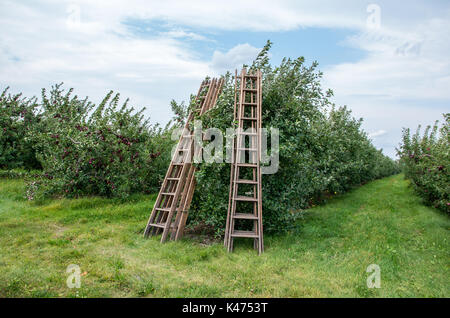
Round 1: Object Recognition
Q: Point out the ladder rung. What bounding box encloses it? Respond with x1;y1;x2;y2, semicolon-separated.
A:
231;230;259;238
167;178;180;181
243;88;257;92
236;130;258;136
240;117;257;121
237;148;257;152
236;163;258;167
235;179;258;185
235;196;258;202
148;223;165;229
155;208;171;212
161;192;175;196
148;222;177;229
238;133;258;136
172;163;184;166
242;102;257;106
233;213;258;220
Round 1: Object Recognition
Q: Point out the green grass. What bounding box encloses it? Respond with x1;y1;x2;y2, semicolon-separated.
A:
0;174;448;298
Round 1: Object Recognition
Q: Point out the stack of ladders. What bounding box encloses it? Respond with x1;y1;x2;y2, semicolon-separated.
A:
143;78;224;242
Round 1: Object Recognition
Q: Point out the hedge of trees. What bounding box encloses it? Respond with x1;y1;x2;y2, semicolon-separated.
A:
0;89;41;170
1;84;174;200
1;42;400;233
397;114;449;213
186;42;400;235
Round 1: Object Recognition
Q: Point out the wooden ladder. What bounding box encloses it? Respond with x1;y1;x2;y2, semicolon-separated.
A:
224;69;264;254
170;77;224;241
143;78;224;243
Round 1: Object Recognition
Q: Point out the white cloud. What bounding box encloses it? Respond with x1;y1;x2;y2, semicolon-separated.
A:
162;30;210;42
0;0;214;124
325;18;450;100
322;8;450;157
56;0;368;32
211;44;261;73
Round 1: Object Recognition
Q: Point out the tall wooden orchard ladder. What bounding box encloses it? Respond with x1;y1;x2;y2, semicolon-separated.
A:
224;69;264;254
143;78;224;243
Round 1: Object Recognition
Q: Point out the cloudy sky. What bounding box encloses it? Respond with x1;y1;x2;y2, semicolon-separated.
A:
1;0;449;158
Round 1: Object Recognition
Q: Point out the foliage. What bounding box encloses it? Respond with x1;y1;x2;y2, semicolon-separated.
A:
397;114;449;213
0;88;41;170
190;41;400;235
0;168;39;179
26;84;174;199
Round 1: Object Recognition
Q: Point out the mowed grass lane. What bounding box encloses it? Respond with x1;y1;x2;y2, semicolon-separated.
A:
0;174;448;297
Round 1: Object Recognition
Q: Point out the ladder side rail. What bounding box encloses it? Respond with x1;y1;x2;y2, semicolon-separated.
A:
227;71;243;250
227;69;246;251
257;70;264;253
247;74;258;251
174;169;196;240
250;75;258;251
224;72;238;246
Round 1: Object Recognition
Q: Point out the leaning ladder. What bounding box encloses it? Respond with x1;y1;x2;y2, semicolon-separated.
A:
224;69;264;254
170;77;224;241
143;78;223;243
